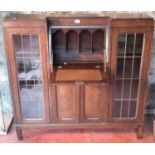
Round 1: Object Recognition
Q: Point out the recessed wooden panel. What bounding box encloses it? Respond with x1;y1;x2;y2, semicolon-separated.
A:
53;30;66;53
79;30;91;53
92;29;105;53
56;85;79;122
66;30;78;53
83;85;108;122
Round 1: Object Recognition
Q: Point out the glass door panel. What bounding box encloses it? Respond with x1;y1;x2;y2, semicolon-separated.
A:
113;33;144;119
13;34;45;120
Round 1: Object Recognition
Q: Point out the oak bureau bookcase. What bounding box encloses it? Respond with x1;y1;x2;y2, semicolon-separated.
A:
3;13;154;140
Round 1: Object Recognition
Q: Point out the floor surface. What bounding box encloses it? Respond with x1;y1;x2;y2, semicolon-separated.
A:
0;116;154;143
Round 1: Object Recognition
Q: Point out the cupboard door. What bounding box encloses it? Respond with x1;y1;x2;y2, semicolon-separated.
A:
111;29;153;123
14;34;45;120
81;85;108;123
4;28;49;124
113;33;143;121
50;85;79;123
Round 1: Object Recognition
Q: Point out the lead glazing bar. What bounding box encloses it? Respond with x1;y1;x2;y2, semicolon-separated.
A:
120;34;128;118
128;33;137;118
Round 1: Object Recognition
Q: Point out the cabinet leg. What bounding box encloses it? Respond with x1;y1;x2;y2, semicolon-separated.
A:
137;126;144;139
15;127;23;140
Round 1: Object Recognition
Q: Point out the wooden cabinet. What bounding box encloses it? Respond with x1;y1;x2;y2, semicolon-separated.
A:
3;13;154;140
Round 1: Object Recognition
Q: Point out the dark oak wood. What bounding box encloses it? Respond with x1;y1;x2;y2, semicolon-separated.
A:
14;123;144;129
111;19;154;28
15;127;23;140
49;83;109;124
137;126;144;139
3;13;154;140
48;17;110;26
50;84;79;123
81;85;109;123
3;20;47;28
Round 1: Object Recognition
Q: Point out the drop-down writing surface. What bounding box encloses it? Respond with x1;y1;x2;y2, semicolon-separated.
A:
49;68;110;84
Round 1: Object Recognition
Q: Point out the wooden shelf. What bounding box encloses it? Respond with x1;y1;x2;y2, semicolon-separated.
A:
52;28;105;64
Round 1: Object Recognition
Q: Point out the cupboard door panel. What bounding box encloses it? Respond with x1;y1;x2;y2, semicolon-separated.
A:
82;85;108;123
51;85;79;123
57;85;78;120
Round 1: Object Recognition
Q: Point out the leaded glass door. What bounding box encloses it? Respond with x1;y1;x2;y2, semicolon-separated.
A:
4;28;50;124
111;28;153;122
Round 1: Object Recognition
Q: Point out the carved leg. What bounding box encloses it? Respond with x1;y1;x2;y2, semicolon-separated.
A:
15;127;23;140
137;126;144;139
